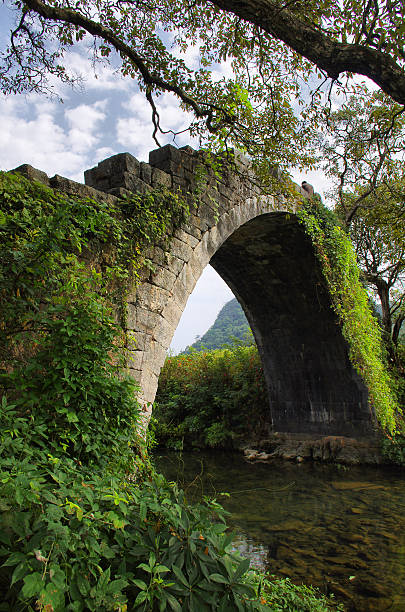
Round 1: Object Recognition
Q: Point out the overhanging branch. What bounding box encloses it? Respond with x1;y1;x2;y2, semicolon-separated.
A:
210;0;405;105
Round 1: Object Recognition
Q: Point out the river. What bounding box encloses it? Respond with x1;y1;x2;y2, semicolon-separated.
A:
154;450;405;612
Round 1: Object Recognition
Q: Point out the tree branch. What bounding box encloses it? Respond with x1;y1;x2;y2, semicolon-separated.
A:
210;0;405;105
22;0;235;132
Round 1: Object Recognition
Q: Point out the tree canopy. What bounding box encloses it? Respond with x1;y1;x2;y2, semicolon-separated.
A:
323;90;405;357
1;0;404;174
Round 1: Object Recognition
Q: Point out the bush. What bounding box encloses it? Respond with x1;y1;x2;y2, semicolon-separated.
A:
297;199;400;433
154;344;269;449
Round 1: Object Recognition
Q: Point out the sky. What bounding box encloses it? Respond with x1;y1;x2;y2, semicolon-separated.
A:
0;3;333;353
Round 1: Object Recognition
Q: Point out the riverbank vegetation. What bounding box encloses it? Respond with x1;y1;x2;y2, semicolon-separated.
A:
0;172;342;610
154;342;267;451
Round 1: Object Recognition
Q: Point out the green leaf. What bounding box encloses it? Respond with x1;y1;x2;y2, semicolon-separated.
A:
2;552;26;567
132;579;148;590
209;573;229;584
135;590;148;605
21;572;44;598
233;558;250;582
172;565;189;588
11;562;29;586
166;593;182;612
154;564;170;574
106;577;128;594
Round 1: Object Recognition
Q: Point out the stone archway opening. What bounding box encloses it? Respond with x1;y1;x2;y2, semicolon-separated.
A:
210;212;372;437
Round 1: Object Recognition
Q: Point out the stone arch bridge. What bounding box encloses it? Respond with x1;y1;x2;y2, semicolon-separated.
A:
15;145;374;437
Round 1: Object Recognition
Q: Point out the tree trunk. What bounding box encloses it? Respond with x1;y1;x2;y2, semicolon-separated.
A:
392;314;404;347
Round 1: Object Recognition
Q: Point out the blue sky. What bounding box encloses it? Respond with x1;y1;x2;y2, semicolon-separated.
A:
0;2;331;352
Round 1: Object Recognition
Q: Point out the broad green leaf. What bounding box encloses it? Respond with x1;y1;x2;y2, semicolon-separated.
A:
21;572;44;598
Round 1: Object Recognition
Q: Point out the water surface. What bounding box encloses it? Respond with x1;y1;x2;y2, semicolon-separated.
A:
154;450;405;612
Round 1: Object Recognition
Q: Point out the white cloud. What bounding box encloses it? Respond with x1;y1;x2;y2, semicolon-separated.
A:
116;91;198;160
0;94;108;181
62;50;132;94
65;100;107;154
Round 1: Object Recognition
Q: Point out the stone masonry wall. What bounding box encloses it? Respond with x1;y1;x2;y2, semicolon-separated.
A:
12;146;374;436
83;145;298;422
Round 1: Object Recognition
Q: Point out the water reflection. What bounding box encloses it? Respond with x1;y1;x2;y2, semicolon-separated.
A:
154;451;405;612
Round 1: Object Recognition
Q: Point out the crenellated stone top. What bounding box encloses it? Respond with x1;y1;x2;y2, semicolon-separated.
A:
11;144;311;211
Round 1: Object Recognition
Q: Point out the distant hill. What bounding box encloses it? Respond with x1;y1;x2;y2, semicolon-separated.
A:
185;298;252;352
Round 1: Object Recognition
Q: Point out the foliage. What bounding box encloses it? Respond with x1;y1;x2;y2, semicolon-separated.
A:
2;0;405;185
320;89;405;368
323;88;405;225
346;182;405;351
154;343;268;449
297;198;400;433
0;390;267;612
381;430;405;466
185;298;252;353
249;575;344;612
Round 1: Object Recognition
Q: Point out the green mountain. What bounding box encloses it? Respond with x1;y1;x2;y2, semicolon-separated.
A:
186;298;252;352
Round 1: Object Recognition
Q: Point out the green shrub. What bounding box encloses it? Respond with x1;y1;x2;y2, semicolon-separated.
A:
154;344;268;449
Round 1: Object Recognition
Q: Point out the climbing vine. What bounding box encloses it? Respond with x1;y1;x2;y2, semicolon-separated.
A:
0;171;189;377
297;198;400;433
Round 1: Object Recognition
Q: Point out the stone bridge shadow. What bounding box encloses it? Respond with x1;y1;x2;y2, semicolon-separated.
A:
15;144;375;437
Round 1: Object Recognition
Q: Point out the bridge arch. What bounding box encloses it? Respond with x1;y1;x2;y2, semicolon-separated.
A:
83;144;374;436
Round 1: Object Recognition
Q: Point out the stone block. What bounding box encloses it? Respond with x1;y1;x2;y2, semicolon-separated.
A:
166;254;184;277
154;316;175;349
151;166;172;189
126;303;138;329
215;212;234;242
133;307;164;335
169;236;193;262
85;153;140;189
149;144;193;174
191;242;210;271
173;228;199;249
135;283;172;313
198;202;217;227
218;182;234;200
161;299;183;331
140;162;152;184
126;330;149;352
11;164;50;186
172;175;188;190
49;175;117;205
127;349;143;370
100;152;140;177
149;339;168;368
181;220;203;240
149;246;167;267
150;265;177;291
108;187;134;198
204;226;221;258
172;266;197;305
127;367;142;382
180;145;196;155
